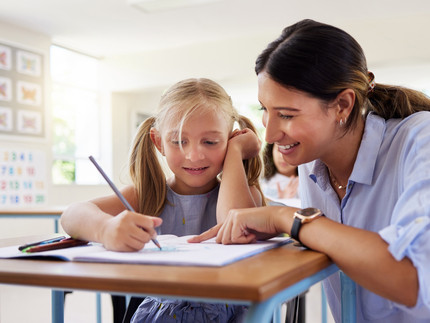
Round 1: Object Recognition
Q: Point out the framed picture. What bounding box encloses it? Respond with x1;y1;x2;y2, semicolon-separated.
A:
0;40;45;138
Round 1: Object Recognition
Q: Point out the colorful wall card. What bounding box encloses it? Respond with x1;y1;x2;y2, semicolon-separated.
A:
16;81;42;106
17;109;42;134
0;148;47;207
0;40;44;138
16;50;42;77
0;45;12;71
0;77;12;101
0;107;12;132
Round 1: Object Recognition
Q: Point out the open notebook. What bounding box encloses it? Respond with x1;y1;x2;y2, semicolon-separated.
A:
0;235;292;267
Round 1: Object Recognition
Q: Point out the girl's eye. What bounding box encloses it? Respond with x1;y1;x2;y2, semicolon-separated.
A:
171;139;187;145
259;106;266;112
204;140;218;145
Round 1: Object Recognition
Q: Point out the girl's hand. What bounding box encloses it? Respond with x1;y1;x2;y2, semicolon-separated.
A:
229;128;261;160
189;206;291;244
277;176;299;199
100;210;162;251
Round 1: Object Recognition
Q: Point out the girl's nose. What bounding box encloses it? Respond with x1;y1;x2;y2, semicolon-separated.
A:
185;145;204;161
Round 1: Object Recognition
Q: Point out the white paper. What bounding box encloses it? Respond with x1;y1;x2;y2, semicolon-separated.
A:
0;235;292;267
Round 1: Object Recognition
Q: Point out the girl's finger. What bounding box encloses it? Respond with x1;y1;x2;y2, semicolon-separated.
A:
187;223;221;243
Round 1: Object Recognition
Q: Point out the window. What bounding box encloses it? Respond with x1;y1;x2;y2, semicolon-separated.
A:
50;45;108;185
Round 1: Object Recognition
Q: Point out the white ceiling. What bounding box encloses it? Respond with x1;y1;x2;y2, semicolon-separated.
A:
1;0;430;91
1;0;430;58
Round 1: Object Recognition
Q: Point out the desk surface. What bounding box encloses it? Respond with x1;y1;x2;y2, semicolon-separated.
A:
0;207;64;215
0;235;332;303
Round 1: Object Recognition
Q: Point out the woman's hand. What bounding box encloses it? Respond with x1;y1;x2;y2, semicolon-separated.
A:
189;206;294;244
100;210;162;252
228;128;261;160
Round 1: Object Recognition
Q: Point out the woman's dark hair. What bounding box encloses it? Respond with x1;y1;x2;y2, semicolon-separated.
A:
256;19;430;128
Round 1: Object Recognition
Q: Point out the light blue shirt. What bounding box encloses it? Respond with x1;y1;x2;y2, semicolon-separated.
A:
299;112;430;322
156;184;218;236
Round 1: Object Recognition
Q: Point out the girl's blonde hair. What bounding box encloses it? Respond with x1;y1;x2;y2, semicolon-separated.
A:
129;78;265;216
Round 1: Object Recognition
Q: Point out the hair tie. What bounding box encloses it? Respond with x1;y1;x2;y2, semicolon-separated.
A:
368;71;375;93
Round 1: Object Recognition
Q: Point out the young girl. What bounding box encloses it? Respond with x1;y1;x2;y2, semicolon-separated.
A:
261;142;299;204
60;78;264;322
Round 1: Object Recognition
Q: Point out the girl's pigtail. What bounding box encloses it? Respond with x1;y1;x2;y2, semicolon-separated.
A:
237;115;266;206
129;117;167;217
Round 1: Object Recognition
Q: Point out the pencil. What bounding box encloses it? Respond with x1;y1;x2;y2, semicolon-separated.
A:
89;155;162;250
18;236;66;251
24;238;88;253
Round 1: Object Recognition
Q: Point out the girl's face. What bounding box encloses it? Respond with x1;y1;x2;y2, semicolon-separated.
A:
158;108;230;195
258;72;338;166
272;145;297;177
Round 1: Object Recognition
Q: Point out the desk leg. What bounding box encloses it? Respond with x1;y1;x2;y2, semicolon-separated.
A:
96;293;102;323
54;218;59;233
244;264;338;323
52;290;64;323
321;284;327;323
340;272;356;323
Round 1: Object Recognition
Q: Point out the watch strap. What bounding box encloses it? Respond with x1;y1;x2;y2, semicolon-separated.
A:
290;216;302;243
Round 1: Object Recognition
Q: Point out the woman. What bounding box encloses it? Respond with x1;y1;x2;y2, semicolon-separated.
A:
190;20;430;322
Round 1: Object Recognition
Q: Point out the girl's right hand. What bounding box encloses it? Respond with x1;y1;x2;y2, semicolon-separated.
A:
229;128;261;160
100;210;162;252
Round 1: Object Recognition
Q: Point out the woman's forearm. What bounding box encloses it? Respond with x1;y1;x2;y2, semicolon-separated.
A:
284;213;419;306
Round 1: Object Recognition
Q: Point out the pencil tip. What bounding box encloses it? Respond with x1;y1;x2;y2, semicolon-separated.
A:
153;239;162;250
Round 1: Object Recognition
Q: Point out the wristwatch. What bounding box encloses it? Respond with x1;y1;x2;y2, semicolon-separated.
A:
290;207;322;245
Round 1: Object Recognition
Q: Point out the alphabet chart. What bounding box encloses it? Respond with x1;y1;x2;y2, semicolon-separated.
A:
0;148;47;206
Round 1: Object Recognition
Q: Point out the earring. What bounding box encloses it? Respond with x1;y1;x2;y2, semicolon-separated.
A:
339;118;345;126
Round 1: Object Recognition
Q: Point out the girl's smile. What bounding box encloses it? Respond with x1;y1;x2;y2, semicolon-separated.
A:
159;109;230;195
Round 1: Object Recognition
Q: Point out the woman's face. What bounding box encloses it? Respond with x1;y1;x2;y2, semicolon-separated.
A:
258;72;338;166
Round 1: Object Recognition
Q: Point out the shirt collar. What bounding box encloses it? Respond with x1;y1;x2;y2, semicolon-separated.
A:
309;113;386;188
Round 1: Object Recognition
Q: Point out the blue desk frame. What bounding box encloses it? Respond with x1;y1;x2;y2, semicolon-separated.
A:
50;264;356;323
0;211;61;233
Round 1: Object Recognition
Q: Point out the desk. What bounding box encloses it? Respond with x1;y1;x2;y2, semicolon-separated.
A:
0;235;354;323
0;207;64;233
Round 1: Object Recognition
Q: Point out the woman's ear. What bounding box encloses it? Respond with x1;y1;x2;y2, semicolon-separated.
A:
150;128;164;155
336;88;355;119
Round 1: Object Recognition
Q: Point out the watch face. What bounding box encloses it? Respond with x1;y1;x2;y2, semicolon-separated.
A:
297;207;320;217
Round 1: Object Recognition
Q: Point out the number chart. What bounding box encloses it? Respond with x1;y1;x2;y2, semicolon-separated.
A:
0;148;47;206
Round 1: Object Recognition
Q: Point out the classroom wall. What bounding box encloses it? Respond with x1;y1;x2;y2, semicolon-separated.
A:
0;21;114;212
110;89;164;186
0;20;266;213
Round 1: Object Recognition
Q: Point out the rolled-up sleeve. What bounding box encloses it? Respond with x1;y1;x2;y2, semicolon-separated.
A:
379;216;430;317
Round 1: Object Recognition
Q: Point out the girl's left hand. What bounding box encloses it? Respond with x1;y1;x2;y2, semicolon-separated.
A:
229;128;261;160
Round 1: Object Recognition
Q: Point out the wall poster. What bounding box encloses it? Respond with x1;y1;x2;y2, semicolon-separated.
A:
0;148;47;207
0;41;45;138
